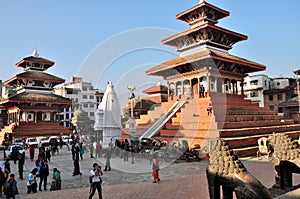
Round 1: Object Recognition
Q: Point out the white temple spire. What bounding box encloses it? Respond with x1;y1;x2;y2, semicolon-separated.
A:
32;48;39;57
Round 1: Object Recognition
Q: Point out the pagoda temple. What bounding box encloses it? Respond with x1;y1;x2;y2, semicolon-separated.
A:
133;1;300;156
0;49;72;140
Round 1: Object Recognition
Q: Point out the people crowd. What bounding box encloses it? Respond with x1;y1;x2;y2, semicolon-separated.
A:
0;133;180;197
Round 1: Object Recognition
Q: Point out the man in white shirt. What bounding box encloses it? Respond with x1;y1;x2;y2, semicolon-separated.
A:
88;163;103;199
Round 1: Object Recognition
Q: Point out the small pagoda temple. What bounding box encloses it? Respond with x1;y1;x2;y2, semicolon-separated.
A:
0;49;72;139
133;1;300;156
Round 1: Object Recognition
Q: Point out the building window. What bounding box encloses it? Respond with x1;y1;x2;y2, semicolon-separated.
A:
66;114;69;120
83;104;88;108
89;95;94;99
269;95;273;101
250;80;258;85
277;82;280;86
269;106;274;111
90;112;94;117
278;107;283;113
264;80;267;86
82;87;87;91
277;93;283;101
250;91;258;97
82;95;87;99
75;98;78;103
90;104;94;108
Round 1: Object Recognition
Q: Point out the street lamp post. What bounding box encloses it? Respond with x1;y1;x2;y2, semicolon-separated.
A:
127;86;136;139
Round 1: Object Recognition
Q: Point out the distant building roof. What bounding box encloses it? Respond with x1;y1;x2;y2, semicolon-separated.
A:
278;96;299;107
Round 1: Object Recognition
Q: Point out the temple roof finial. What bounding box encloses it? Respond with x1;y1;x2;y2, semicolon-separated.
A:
199;0;205;4
32;48;39;57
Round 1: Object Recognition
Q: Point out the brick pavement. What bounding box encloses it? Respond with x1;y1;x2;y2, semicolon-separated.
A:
6;149;300;199
22;173;208;199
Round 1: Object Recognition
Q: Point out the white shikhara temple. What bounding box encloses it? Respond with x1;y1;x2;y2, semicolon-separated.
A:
94;82;121;148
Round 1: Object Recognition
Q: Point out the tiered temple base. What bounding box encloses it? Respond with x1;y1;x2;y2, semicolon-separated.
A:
126;93;300;157
1;122;71;138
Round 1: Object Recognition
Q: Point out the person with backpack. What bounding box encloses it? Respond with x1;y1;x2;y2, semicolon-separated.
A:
4;173;18;199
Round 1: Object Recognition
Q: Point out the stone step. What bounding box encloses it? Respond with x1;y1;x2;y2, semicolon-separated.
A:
221;119;294;129
220;124;300;138
223;130;300;149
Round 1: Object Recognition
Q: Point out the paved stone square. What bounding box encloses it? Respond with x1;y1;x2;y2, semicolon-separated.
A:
1;147;300;199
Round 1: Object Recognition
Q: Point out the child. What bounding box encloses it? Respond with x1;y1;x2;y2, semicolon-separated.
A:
152;153;160;183
4;173;18;199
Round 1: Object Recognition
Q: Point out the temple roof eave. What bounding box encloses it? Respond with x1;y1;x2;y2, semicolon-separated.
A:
0;93;72;106
176;2;230;22
146;50;266;77
15;56;55;68
162;23;248;47
4;71;65;86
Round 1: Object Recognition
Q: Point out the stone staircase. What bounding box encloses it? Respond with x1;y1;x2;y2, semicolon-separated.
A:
4;122;71;138
125;93;300;157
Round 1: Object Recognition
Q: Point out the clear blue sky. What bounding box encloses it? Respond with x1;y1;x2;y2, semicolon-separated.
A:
1;0;300;102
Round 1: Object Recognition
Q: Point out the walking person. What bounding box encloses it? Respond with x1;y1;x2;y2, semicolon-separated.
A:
72;145;82;176
45;148;51;162
0;168;6;197
4;159;10;181
152;153;160;183
27;168;38;194
39;160;49;191
104;147;111;171
29;145;35;161
89;142;94;158
4;173;18;199
123;139;129;162
11;147;19;165
88;163;103;199
79;143;84;160
18;152;25;180
96;142;101;158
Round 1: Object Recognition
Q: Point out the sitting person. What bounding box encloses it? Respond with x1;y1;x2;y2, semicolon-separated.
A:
50;168;61;191
257;137;273;160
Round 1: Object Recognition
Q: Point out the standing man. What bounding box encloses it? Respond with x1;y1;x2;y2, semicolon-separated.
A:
104;147;111;171
18;152;25;180
88;163;103;199
39;160;49;191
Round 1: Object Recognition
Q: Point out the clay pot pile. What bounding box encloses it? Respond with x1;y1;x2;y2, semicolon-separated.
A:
208;139;247;176
268;134;300;161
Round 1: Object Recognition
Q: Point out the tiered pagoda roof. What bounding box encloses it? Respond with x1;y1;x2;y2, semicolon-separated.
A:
4;71;65;87
0;49;71;106
146;1;265;78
